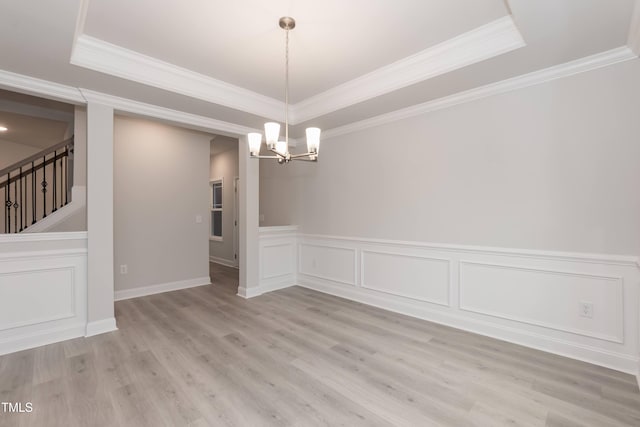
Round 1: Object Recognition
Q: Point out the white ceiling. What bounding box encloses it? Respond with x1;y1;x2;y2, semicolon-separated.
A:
83;0;509;102
0;0;637;137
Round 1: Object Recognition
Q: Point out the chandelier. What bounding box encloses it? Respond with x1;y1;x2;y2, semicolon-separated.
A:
247;17;320;164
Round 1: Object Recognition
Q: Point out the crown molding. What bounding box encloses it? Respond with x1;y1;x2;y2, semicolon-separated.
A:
70;16;523;125
0;69;84;104
291;16;525;124
71;35;285;121
628;0;640;55
79;89;258;137
322;46;637;140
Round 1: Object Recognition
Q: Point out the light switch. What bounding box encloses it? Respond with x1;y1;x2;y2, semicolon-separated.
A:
196;215;203;224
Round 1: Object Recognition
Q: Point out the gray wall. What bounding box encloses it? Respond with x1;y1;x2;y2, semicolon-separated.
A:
0;139;39;170
260;59;640;256
114;115;210;291
209;144;239;264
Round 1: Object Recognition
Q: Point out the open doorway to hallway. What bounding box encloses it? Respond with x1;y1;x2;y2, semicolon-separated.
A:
209;135;240;292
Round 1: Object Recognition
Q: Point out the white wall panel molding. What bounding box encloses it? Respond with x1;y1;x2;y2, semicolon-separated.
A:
294;234;640;375
361;250;451;307
293;16;525;123
72;35;285;121
242;226;298;299
0;234;88;356
299;243;357;286
458;260;624;344
298;234;640;268
322;46;637;140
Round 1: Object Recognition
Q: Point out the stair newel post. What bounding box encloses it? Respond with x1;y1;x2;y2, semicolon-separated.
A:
64;146;68;205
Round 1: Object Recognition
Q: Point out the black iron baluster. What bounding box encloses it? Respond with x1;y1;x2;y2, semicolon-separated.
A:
13;173;18;233
31;162;36;225
23;166;28;230
53;150;57;212
64;147;68;205
42;156;47;218
4;173;9;233
19;167;23;232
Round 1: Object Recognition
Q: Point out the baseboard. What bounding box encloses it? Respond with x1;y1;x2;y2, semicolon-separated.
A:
298;278;640;375
114;276;211;301
0;323;86;356
237;278;296;299
85;317;118;337
209;255;236;268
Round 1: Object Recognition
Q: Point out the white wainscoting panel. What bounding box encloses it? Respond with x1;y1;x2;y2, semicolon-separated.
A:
245;226;298;298
0;232;88;355
262;242;295;280
362;250;450;306
299;243;357;286
459;261;624;343
296;234;640;375
0;267;75;330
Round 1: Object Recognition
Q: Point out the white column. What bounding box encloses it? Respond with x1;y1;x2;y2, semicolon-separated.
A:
85;102;117;336
238;135;260;298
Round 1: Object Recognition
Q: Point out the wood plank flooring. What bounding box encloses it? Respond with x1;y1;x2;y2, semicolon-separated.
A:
1;263;639;426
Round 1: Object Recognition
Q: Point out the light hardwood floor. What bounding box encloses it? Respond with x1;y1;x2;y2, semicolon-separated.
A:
1;263;639;426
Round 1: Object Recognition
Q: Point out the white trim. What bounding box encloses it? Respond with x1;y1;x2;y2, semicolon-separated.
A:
23;186;86;233
209;255;236;268
296;278;639;375
458;260;624;344
322;46;637;140
79;89;258;137
71;35;284;121
237;279;294;299
292;16;525;123
0;69;85;104
0;230;87;244
299;233;640;269
114;276;211;301
68;17;524;124
628;0;640;56
84;317;117;337
0;323;86;356
259;225;299;235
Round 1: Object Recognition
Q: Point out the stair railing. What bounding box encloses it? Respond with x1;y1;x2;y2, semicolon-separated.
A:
0;137;74;233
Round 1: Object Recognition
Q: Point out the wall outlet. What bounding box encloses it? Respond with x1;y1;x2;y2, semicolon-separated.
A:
120;264;128;275
259;214;265;222
579;302;593;318
195;215;203;224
